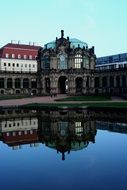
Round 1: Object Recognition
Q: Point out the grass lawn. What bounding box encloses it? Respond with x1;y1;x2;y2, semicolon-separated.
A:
0;95;31;100
55;95;111;101
20;101;127;110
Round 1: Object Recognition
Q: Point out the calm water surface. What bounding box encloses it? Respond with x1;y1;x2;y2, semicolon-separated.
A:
0;109;127;190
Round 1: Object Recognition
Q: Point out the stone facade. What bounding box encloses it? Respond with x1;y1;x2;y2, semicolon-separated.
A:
0;31;127;96
0;72;38;95
94;68;127;95
37;30;96;95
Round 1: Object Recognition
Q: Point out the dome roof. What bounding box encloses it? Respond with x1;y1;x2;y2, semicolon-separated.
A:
44;38;88;49
70;38;88;49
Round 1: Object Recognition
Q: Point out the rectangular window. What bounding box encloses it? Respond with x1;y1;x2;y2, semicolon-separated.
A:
75;55;82;69
8;63;11;66
18;54;21;59
12;63;15;67
75;63;81;68
12;54;15;58
4;62;6;66
24;55;27;59
17;63;19;67
29;55;32;59
5;53;9;58
33;64;35;68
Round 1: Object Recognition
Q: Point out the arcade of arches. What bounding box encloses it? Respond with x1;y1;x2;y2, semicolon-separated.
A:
0;70;127;96
0;73;38;95
40;75;93;95
94;70;127;95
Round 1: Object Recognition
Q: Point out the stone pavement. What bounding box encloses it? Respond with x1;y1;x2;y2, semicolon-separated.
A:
0;95;67;107
0;95;126;107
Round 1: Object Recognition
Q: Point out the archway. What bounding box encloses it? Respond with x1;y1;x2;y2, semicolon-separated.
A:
45;78;50;93
58;76;67;94
31;89;37;95
75;77;83;94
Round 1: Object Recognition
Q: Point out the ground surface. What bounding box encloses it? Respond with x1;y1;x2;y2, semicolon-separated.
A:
0;95;125;107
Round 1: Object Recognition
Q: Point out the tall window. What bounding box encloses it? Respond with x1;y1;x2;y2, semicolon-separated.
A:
7;78;12;88
42;56;50;69
12;54;15;58
5;53;9;58
58;54;67;69
0;78;4;88
29;55;32;59
83;56;89;69
15;78;21;88
75;54;82;68
24;55;27;59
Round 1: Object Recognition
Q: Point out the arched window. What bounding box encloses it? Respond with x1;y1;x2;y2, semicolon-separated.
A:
7;78;12;88
23;78;29;88
15;78;21;88
75;54;82;68
0;78;4;88
58;54;67;69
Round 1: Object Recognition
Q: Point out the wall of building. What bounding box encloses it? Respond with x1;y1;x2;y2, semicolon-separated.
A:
0;58;37;72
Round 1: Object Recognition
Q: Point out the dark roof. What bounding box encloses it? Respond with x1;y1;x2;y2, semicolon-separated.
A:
2;43;41;50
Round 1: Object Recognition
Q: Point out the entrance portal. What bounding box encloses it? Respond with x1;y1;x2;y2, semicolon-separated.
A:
76;77;83;94
58;76;67;94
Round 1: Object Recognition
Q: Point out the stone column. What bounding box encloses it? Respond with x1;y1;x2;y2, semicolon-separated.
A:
68;75;75;95
4;78;7;89
12;78;15;89
99;76;103;93
120;75;122;87
82;76;87;94
21;78;23;89
50;74;57;95
114;75;117;87
89;75;94;94
29;79;31;89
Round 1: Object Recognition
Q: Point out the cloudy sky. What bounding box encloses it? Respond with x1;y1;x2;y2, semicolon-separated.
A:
0;0;126;56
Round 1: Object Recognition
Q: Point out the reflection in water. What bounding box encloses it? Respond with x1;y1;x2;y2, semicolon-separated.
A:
1;109;127;190
0;109;127;160
0;110;96;160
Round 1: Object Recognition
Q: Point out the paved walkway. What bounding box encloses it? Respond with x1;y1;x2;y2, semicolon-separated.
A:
0;95;67;107
0;95;126;107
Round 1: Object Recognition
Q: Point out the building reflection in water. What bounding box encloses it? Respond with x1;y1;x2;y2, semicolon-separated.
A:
0;109;127;160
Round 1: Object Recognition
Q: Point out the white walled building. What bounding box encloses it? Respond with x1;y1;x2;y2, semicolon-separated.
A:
0;42;41;73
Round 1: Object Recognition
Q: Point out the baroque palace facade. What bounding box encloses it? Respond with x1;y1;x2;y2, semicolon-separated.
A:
37;30;95;95
0;30;127;96
0;30;95;96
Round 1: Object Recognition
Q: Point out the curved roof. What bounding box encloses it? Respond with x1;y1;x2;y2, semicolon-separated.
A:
70;38;88;49
47;141;88;151
44;38;88;49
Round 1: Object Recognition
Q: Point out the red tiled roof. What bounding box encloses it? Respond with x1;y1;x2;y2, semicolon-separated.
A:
3;43;41;50
0;43;41;59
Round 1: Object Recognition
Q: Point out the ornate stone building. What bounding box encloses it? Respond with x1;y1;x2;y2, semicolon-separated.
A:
37;30;96;95
0;42;40;95
95;53;127;95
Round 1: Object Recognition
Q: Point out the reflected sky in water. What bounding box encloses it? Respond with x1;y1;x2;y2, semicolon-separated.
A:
0;109;127;190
